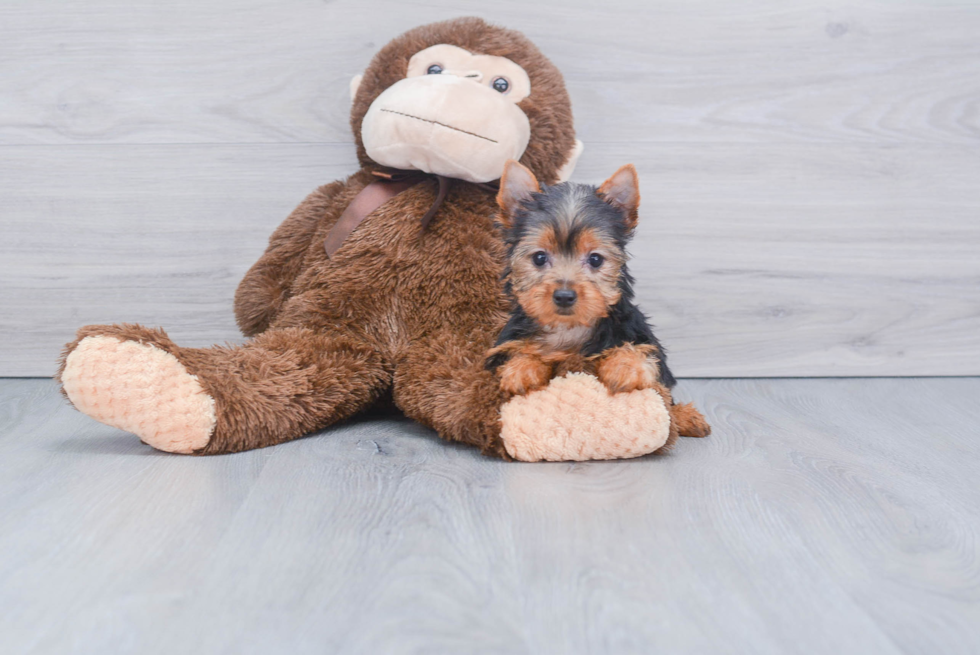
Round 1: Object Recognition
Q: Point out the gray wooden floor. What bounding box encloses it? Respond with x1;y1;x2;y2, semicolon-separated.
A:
1;377;978;654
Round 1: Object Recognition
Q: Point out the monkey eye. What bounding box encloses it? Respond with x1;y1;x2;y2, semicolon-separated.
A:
426;64;443;75
588;253;604;268
492;77;510;93
532;251;548;267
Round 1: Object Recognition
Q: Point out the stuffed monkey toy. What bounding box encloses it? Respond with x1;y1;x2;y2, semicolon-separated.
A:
57;17;702;461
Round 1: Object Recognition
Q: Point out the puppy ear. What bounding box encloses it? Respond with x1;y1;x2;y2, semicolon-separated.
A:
597;164;640;231
497;160;541;229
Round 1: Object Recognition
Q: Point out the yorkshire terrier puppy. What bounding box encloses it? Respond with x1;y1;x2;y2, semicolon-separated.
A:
486;160;710;439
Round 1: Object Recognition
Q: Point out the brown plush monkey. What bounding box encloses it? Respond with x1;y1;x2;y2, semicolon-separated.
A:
57;18;681;461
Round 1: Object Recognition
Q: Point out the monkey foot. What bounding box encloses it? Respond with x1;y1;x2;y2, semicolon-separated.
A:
60;335;216;454
498;372;671;462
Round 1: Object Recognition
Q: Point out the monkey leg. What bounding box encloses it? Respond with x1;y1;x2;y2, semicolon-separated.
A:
57;323;390;454
392;330;509;458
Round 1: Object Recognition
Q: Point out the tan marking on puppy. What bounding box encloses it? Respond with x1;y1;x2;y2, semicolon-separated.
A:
536;224;561;255
671;403;712;437
570;226;624;309
509;224;624;329
498;352;553;397
485;338;535;362
572;229;606;259
514;281;605;329
488;338;592;396
595;344;660;394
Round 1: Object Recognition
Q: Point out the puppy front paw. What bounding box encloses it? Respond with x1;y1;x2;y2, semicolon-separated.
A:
498;354;553;397
595;344;658;394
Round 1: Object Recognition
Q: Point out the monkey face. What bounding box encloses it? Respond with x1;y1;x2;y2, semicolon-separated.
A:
350;19;581;185
360;45;533;183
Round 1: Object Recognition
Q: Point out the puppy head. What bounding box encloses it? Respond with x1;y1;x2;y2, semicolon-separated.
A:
496;160;641;328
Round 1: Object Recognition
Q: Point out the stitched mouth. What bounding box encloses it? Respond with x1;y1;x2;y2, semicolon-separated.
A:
380;108;498;144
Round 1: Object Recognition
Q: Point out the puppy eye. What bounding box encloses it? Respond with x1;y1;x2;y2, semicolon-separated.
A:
588;253;604;268
427;64;443;74
492;77;510;93
532;251;548;267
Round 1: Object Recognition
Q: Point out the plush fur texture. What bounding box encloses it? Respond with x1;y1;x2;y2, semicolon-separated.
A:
56;18;696;459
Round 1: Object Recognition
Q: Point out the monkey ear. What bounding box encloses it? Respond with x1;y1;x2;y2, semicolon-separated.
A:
496;160;541;229
597;164;640;231
555;139;584;183
349;73;363;105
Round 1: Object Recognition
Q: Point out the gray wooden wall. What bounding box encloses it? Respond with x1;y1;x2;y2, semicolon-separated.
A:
2;0;978;377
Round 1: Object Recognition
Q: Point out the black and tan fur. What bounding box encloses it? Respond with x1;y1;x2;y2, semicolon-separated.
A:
487;161;711;439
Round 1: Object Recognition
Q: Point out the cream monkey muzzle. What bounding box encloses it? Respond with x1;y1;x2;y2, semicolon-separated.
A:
359;44;533;184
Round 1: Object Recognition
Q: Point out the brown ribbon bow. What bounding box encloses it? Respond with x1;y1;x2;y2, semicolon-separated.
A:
323;168;497;258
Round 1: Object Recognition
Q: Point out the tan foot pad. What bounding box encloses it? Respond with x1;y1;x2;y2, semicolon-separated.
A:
61;336;216;454
499;373;671;462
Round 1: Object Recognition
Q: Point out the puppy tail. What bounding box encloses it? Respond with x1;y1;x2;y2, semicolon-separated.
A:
670;402;711;438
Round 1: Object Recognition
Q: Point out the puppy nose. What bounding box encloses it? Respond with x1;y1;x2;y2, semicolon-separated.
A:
553;288;577;308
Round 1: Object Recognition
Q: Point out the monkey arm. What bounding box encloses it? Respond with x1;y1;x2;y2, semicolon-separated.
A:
234;179;350;337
